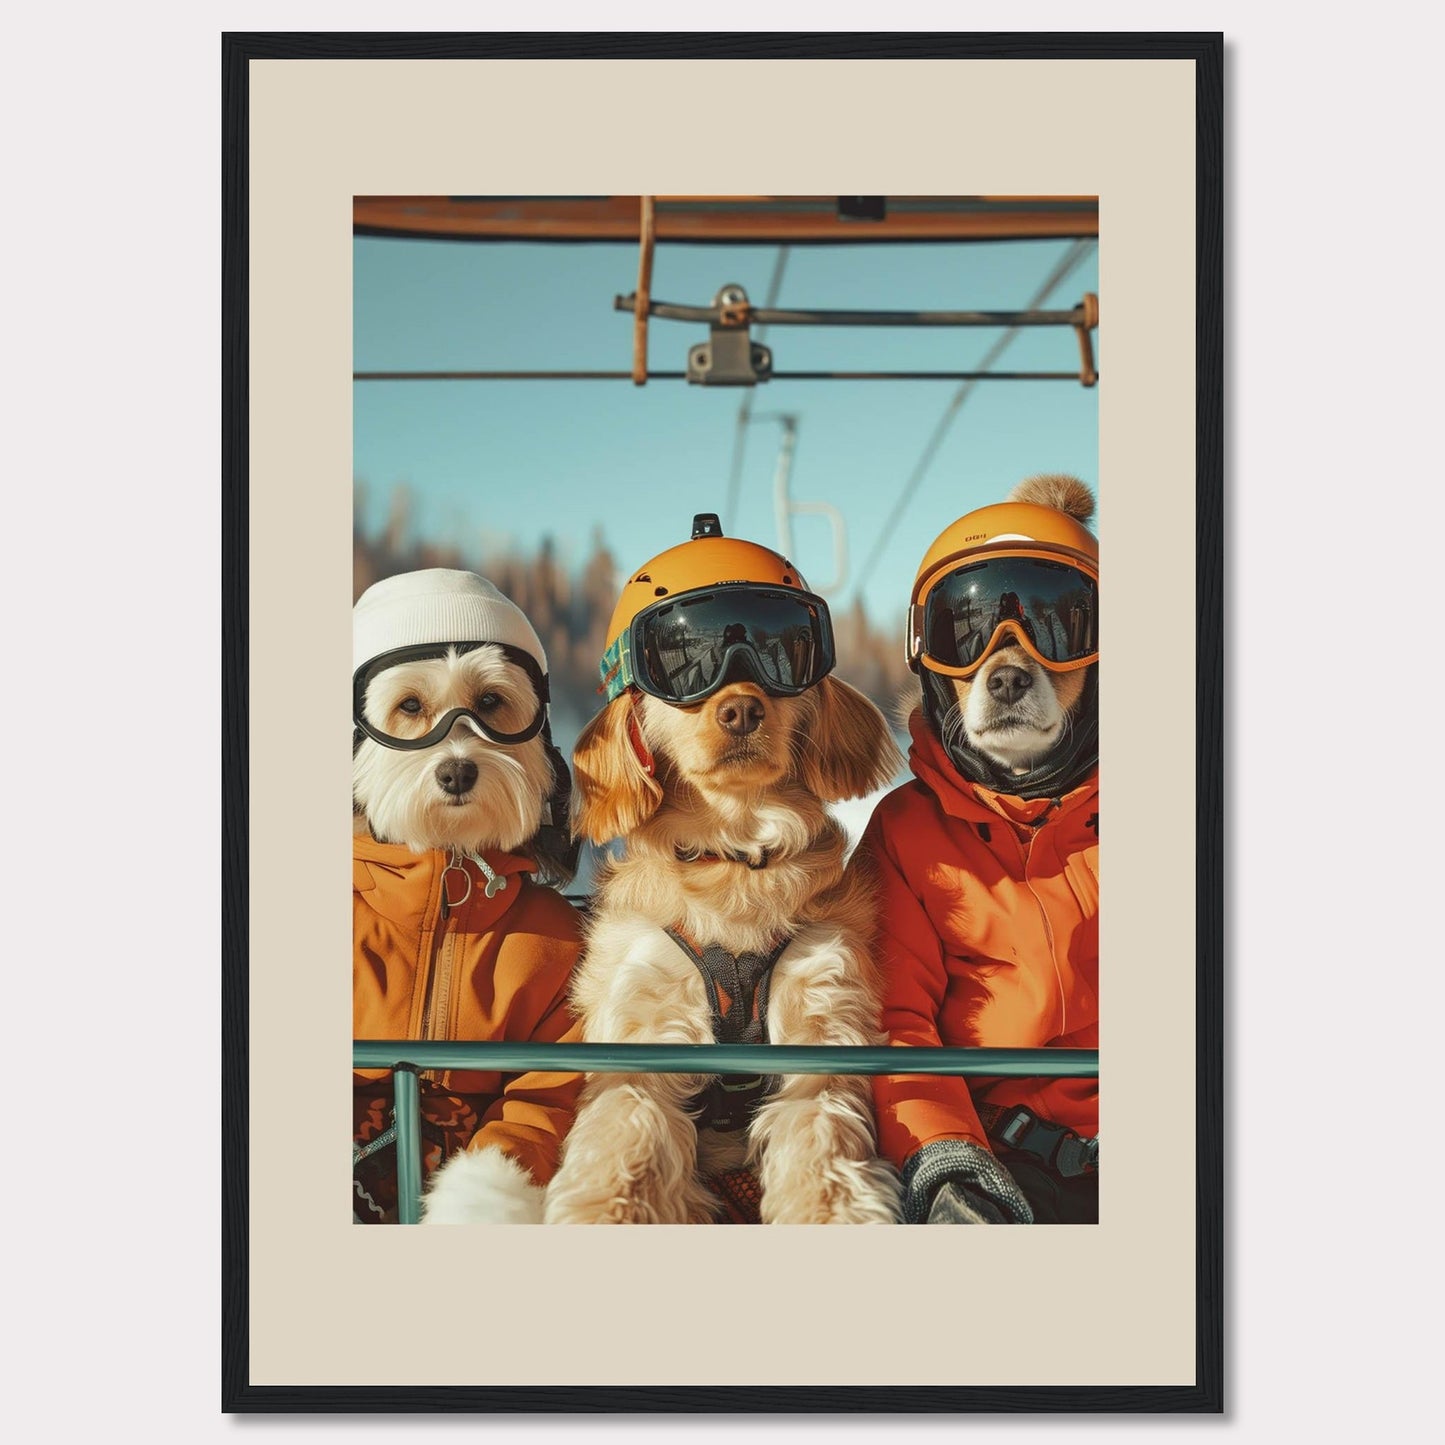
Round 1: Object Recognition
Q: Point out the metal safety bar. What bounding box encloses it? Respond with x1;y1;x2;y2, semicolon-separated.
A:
355;1041;1099;1224
615;296;1094;328
354;1041;1098;1075
616;282;1098;387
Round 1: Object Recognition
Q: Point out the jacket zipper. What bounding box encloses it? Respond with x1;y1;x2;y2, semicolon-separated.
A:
417;850;463;1083
1006;813;1068;1040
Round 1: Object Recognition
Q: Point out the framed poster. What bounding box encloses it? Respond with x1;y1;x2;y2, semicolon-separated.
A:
223;31;1222;1411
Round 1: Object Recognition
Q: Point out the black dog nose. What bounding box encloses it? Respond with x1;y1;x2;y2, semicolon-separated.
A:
716;694;766;736
987;666;1033;704
434;758;479;796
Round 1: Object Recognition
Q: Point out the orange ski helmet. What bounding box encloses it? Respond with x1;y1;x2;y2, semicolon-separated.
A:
907;500;1099;679
599;513;835;704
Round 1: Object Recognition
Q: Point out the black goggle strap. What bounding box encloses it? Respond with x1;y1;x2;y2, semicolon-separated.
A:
355;639;549;700
538;721;571;829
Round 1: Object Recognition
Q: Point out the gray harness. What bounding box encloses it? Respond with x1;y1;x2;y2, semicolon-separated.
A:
665;929;790;1132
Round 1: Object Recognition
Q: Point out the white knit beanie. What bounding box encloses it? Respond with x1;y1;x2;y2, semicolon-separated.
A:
352;569;548;675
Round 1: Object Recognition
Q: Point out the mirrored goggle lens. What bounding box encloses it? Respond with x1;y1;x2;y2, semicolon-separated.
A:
633;588;833;701
923;557;1098;669
352;643;548;749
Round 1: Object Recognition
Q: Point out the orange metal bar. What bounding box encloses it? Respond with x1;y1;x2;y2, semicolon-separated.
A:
353;195;1099;243
1074;291;1100;387
632;197;655;385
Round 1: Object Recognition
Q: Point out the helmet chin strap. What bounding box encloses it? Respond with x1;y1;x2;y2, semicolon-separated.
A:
536;716;580;881
921;667;1098;802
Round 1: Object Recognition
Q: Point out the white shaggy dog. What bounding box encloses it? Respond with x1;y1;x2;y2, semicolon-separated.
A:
352;569;583;1225
353;643;559;860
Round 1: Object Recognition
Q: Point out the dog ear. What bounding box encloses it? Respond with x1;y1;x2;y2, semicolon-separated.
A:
798;676;905;803
571;694;664;844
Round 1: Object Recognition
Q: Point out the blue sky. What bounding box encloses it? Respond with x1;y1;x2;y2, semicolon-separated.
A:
353;230;1099;628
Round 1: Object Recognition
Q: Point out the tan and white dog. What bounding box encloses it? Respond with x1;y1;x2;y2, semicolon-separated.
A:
930;474;1097;780
859;474;1101;1227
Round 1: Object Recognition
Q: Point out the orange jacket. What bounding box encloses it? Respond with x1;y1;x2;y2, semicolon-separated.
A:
857;712;1098;1169
353;834;585;1186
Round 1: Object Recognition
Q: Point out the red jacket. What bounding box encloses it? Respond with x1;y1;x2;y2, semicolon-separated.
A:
353;835;584;1192
857;712;1098;1168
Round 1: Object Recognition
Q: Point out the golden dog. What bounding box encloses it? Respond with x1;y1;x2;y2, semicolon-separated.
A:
544;674;904;1224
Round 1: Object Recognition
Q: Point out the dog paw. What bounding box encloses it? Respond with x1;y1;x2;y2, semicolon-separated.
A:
420;1145;545;1225
762;1158;903;1225
544;1173;721;1225
541;1189;619;1226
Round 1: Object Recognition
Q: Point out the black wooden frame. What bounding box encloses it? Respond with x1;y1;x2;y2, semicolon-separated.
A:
221;29;1223;1414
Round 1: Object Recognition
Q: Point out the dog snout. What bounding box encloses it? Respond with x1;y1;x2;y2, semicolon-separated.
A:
715;691;766;737
986;665;1033;705
434;756;479;796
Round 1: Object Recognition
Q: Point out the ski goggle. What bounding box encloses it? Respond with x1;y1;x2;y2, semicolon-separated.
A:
353;642;550;750
909;552;1098;678
600;583;836;705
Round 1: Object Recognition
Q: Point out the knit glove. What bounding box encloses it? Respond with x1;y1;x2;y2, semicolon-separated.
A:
927;1180;1009;1224
901;1139;1034;1224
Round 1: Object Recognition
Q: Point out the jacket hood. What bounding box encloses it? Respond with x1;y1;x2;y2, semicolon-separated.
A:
906;709;1097;829
919;663;1098;802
